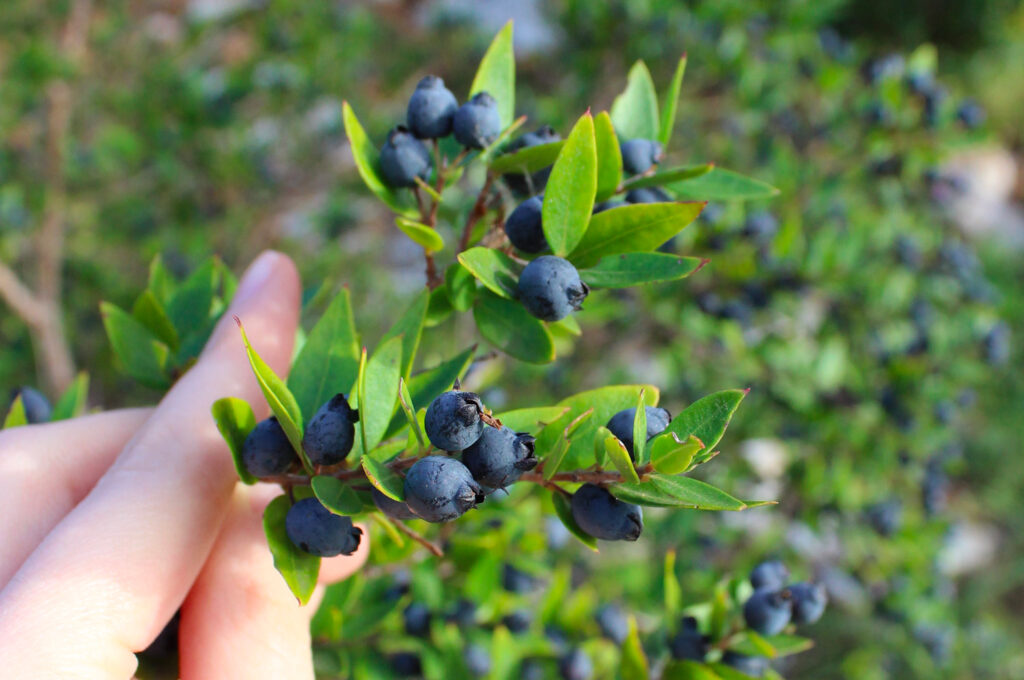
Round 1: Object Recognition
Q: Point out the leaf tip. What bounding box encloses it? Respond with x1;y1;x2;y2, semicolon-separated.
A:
742;387;752;395
232;314;242;327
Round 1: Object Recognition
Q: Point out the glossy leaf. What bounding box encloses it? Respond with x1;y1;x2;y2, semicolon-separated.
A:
594;111;623;202
626;163;713;190
542;436;571;480
358;336;404;453
496;406;569;433
557;385;659;472
729;631;777;658
473;289;555;364
651;433;705;475
489;140;564;175
445;262;477;312
51;372;89;421
671;167;779;201
568;202;705;268
659;54;688;146
147;254;174;305
662;389;747;460
398;377;426;450
165;259;219;342
382;345;476;440
543;112;597;256
611;473;746;510
362;449;404;501
395;218;444;253
632;389;649;464
312;476;364;515
605;434;640;483
581;252;706;289
132;290;179;351
263;495;320;605
457;247;521;299
341;102;410;215
380;289;429;378
610;60;660;141
469;20;515;128
551;490;599;551
101;302;171;389
212;397;258;485
620;615;650;680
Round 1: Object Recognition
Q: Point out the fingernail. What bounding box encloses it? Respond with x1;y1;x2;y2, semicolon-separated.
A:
233;251;281;305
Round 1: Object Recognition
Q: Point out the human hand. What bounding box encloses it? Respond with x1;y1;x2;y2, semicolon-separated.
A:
0;251;369;679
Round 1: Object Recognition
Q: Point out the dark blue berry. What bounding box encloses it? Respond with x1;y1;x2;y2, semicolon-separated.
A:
559;648;593;680
503;609;532;634
424;390;485;451
464;644;491;677
454;92;501;149
866;498;903;537
502;563;539;593
462;426;537;489
446;598;477;628
669;616;707;661
722;651;768;677
596;604;629;644
372;487;417;520
570;483;643;541
983;322;1010;365
787;582;827;625
750;560;790;591
625;186;673;204
517;256;590;322
284;498;362;557
406;75;458;139
743;588;792;635
9;386;52;424
302;393;358;466
403;602;431;637
242;417;297;477
505;195;547;253
956;99;985;129
620;138;662;175
390;652;422;677
605;406;672;459
379;125;432;188
403;455;484;522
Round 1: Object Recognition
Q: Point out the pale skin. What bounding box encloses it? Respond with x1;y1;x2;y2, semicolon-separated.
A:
0;251;368;678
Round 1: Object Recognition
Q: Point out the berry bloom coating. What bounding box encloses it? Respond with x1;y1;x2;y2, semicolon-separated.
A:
596;604;629;644
284;498;362;557
593;199;626;214
625;186;673;204
570;483;643;541
517;256;590;322
505;195;547;253
669;616;707;661
424;390;485;450
505;125;562;196
10;386;52;424
403;455;485;522
406;75;458;139
605;406;672;459
242;417;297;477
371;487;418;520
787;582;828;625
559;648;594;680
620;138;663;175
502;609;532;634
464;644;491;677
302;393;358;466
403;602;431;637
502;563;538;593
743;588;793;636
722;651;768;677
462;426;537;488
750;560;790;591
453;92;502;149
379;125;432;188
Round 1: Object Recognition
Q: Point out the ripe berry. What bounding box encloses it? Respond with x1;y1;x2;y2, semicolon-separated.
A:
505;195;547;253
668;616;707;661
570;483;643;541
372;487;418;520
242;417;297;477
302;393;358;466
956;99;985;129
464;644;491;677
865;498;903;537
505;125;561;196
446;598;477;628
502;563;539;593
284;498;362;557
462;426;537;489
517;256;590;322
403;602;431;637
605;406;672;459
722;651;768;677
596;604;629;644
750;560;790;591
403;455;484;522
424;390;485;451
9;386;52;424
390;652;422;677
453;92;502;149
502;609;532;634
743;588;793;636
406;75;458;139
625;186;673;204
620;138;662;175
559;648;593;680
787;582;827;625
379;125;432;188
983;322;1010;365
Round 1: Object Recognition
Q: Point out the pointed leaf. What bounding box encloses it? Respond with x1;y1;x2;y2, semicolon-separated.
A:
620;615;650;680
469;20;515;128
729;631;777;658
398;377;426;450
445;262;477;312
581;252;706;289
568;202;705;268
51;372;89;421
101;302;171;389
659;54;688;146
626;163;713;190
3;396;27;429
457;247;521;299
632;389;649;465
383;345;477;440
670;167;779;201
542;436;571;480
395;217;444;253
594;111;622;202
264;495;320;605
148;254;174;305
361;449;405;501
312;476;364;515
551;490;599;551
662;389;747;460
662;661;722;680
605;435;640;483
664;550;682;632
489;140;564;175
380;289;429;378
132;290;179;351
496;406;569;434
472;289;555;364
543;112;597;256
165;258;219;342
212;397;258;485
651;433;704;475
357;336;404;453
610;474;746;510
342;101;412;215
610;60;660;141
557;384;659;472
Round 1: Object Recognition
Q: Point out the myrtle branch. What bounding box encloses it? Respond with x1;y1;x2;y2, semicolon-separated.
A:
459;172;496;252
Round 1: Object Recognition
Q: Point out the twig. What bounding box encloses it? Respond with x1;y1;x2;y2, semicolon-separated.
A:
392;520;444;557
459;173;496;252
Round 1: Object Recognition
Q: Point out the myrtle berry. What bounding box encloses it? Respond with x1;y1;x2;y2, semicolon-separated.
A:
521;659;546;680
866;498;903;537
502;563;538;593
669;616;707;661
593;199;626;214
403;602;432;637
462;426;537;489
390;652;422;677
9;386;52;424
722;651;768;677
570;483;643;541
505;125;562;196
596;604;629;644
425;390;485;451
559;648;593;680
446;598;477;628
983;322;1010;365
517;255;590;322
743;211;779;242
505;195;547;253
750;560;790;591
453;92;502;149
625;186;673;204
403;455;484;522
956;99;985;129
379;125;432;188
743;588;792;635
406;75;458;139
464;644;491;677
372;487;418;520
284;498;362;557
605;406;672;459
620;138;662;175
787;582;827;625
302;393;358;466
242;417;297;477
503;609;532;634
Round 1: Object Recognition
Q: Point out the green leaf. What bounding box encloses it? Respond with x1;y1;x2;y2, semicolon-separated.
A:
312;476;364;515
212;397;258;485
581;252;706;289
709;663;766;680
51;372;89;421
132;290;179;351
659;54;688;147
551;490;599;551
557;384;659;472
626;163;714;191
479;114;528;164
761;634;814;657
620;615;650;680
361;449;404;502
457;247;521;299
398;377;426;450
542;112;597;256
664;550;682;632
426;285;454;327
568;202;705;268
165;258;219;342
380;289;429;378
3;396;27;429
662;389;747;460
632;389;649;465
358;336;404;453
383;346;477;440
728;631;777;658
610;60;660;141
489;140;564;175
469;20;515;128
496;406;569;433
101;302;171;389
371;513;405;548
605;434;640;483
263;495;320;605
237;319;310;473
288;287;361;422
662;661;722;680
594;425;613;467
445;262;477;313
594;111;622;202
542;436;571;481
670;167;779;202
473;289;555;364
610;474;746;510
542;408;593;480
396;217;444;253
147;254;174;305
651;433;704;475
342;102;412;215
